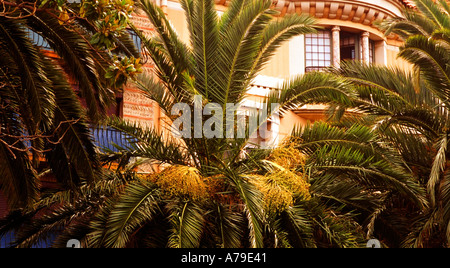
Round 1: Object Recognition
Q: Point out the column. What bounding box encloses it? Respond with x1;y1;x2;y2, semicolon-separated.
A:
332;26;341;68
361;31;370;64
159;0;168;14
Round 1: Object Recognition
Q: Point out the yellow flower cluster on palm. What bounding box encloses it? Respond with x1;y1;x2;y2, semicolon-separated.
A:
149;165;209;200
145;141;310;213
253;143;311;213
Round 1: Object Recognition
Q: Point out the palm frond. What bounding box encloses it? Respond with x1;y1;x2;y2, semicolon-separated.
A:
0;140;39;210
26;11;112;121
135;72;178;117
215;0;274;105
399;35;450;105
189;0;219;101
429;134;448;206
209;202;244;248
247;14;317;82
414;0;450;29
230;172;265;248
167;199;205;248
105;116;190;166
0;17;55;131
136;0;193;92
99;180;161;248
43;57;99;184
272;72;354;115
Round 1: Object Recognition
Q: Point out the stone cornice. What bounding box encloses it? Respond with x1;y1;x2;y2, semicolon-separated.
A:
164;0;407;28
214;0;405;26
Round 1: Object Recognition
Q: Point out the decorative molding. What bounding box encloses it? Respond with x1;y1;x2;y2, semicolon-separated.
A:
206;0;405;28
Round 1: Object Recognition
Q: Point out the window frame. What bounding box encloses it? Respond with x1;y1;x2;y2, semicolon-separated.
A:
304;30;332;72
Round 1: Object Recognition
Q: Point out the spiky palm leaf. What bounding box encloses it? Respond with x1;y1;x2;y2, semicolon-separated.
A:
0;2;138;213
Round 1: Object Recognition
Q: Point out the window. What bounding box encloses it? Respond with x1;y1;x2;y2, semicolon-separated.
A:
341;32;358;61
358;38;375;63
369;40;375;63
305;31;331;72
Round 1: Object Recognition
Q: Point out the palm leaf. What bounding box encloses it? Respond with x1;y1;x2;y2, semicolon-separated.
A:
229;172;265;248
0;17;55;131
414;0;450;29
26;11;111;121
43;57;99;184
216;0;274;105
100;180;161;248
399;35;450;105
210;202;244;248
429;134;448;206
105;116;190;166
0;140;39;210
247;14;317;83
137;0;193;89
278;205;315;248
167;199;205;248
190;0;219;101
271;72;354;115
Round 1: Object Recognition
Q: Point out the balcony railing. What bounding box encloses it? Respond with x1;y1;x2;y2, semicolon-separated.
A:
305;66;328;73
91;126;136;153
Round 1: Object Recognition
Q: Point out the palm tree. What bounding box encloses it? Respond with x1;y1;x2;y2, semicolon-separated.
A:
0;1;138;210
92;0;323;248
284;0;450;247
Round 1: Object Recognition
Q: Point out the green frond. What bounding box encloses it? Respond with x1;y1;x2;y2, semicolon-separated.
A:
228;172;265;248
134;72;178;117
379;10;437;38
311;204;365;248
209;202;244;248
27;11;112;121
99;180;161;248
215;0;275;105
105;116;190;166
246;14;317;85
137;0;193;88
0;17;55;131
0;141;39;210
43;57;99;184
400;35;450;104
167;200;205;248
272;72;354;115
189;0;219;101
277;205;315;248
428;134;448;206
414;0;450;29
293;121;404;166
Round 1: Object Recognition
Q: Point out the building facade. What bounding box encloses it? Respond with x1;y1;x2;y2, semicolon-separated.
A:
125;0;414;144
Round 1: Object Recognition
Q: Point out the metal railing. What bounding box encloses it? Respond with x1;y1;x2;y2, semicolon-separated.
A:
91;126;136;152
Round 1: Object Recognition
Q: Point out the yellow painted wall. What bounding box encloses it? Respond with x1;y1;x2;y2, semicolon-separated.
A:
279;111;308;142
166;8;190;43
260;41;292;78
386;45;411;70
